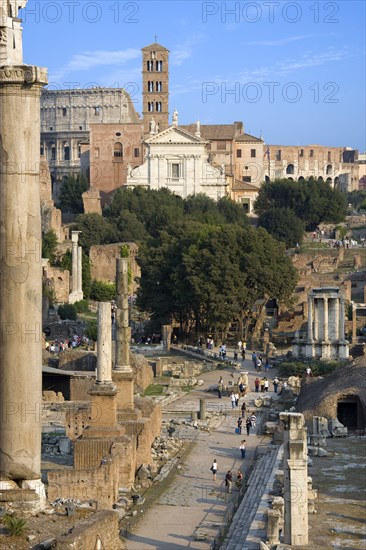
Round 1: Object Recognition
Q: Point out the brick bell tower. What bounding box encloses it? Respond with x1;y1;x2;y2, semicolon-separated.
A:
142;41;169;135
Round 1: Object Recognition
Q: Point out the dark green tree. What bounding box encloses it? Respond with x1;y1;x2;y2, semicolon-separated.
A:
57;173;89;213
257;207;305;247
254;178;346;230
42;229;58;265
59;249;91;298
73;213;119;251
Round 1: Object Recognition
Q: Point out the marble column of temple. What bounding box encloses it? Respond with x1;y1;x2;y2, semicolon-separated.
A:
0;0;48;488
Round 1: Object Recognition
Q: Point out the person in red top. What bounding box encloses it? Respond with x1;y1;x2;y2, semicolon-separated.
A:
254;377;260;393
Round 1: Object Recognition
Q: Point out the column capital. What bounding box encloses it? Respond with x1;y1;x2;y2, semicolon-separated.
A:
0;65;48;86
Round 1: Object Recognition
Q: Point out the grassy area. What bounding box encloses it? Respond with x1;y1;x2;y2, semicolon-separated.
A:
143;384;165;397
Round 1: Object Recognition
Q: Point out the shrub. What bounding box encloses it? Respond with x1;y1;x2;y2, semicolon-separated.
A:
86;320;98;341
74;299;90;313
278;360;340;378
90;280;116;302
58;303;77;321
3;514;27;536
143;384;165;396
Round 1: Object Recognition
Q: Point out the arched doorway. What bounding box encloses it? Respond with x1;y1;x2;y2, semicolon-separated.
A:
337;395;365;429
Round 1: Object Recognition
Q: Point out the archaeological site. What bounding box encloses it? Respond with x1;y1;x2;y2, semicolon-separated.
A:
0;2;365;550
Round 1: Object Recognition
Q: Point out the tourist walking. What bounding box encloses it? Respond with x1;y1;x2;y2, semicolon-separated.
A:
234;391;240;408
246;417;252;435
218;381;223;399
254;377;260;393
273;377;279;393
241;401;247;418
260;378;265;393
252;352;257;369
225;470;233;493
264;378;269;392
230;392;236;409
237;417;243;435
236;469;243;488
264;357;270;372
211;459;218;481
240;439;246;459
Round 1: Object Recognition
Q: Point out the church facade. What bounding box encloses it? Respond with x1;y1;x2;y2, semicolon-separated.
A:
125;122;227;201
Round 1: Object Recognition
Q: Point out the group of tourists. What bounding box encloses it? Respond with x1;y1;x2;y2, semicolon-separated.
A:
45;334;90;354
251;351;271;372
211;461;243;493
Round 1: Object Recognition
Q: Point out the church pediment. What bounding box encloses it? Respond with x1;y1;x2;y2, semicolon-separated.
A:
145;125;207;145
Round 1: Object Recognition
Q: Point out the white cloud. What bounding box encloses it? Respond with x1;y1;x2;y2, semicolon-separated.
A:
245;35;312;47
50;48;140;82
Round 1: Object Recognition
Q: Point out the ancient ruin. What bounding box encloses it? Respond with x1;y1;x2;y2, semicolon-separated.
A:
0;0;48;510
68;230;83;304
292;287;349;360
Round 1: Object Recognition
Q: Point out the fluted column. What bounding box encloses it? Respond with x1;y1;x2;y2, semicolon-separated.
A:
323;297;329;341
307;295;313;341
339;298;345;340
0;65;48;481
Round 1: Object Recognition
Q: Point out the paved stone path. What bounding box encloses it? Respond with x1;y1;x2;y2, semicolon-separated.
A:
125;349;279;549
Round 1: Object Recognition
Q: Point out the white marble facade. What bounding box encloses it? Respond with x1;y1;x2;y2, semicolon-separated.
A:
126;125;227;201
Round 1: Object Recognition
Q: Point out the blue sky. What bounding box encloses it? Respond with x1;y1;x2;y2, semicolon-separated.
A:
22;0;365;150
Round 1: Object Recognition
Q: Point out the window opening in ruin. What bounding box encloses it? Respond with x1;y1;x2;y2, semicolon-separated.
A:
299;149;304;157
328;151;331;162
243;176;251;182
310;149;314;157
40;145;44;156
95;107;101;116
286;164;295;175
50;126;53;131
62;108;67;116
251;149;256;158
237;149;242;158
134;148;140;158
79;126;83;131
51;145;56;161
275;150;281;161
326;164;332;174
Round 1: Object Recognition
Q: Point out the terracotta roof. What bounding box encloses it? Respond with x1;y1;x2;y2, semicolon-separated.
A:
235;133;264;144
232;179;260;191
142;42;169;52
181;124;240;140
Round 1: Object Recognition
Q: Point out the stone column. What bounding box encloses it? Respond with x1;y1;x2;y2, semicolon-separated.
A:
162;324;172;350
339;297;345;340
0;61;48;482
333;298;340;340
352;303;357;343
323;297;329;342
199;399;206;420
313;299;319;341
113;258;134;413
280;412;308;546
77;245;83;297
96;302;113;384
267;509;281;545
115;258;131;373
307;294;313;341
69;230;82;303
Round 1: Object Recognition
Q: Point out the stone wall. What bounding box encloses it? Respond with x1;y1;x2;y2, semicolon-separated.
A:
70;376;95;401
42;261;70;303
131;352;154;392
82;187;102;215
48;459;119;509
55;510;123;550
58;350;97;371
89;242;140;292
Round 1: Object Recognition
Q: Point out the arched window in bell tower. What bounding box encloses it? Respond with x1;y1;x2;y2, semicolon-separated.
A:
156;102;162;112
156;60;163;71
147;60;153;71
148;102;154;112
148;81;154;92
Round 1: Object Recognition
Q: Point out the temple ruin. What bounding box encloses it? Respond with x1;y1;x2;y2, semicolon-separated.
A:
292;287;349;360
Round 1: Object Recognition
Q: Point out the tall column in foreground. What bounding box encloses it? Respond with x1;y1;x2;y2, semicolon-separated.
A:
0;0;48;481
114;258;134;412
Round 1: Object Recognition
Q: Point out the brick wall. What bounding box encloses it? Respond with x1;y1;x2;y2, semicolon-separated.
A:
55;510;123;550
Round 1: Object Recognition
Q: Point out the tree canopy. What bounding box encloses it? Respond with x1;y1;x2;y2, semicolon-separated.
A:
254;178;347;230
257;207;305;247
57;173;89;213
